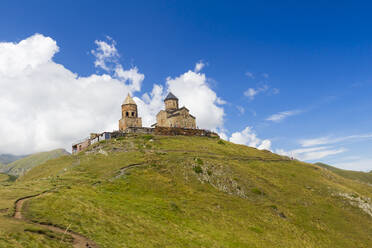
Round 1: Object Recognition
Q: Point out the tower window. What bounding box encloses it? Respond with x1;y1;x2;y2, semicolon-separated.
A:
132;112;135;117
126;112;129;117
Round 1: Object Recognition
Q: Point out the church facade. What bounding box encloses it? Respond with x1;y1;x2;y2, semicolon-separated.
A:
153;92;196;129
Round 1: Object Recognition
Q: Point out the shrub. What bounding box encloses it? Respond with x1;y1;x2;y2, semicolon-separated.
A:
193;165;203;174
251;188;265;195
249;226;263;234
207;170;212;176
269;205;278;210
170;202;180;211
217;139;225;145
142;134;154;141
195;158;203;165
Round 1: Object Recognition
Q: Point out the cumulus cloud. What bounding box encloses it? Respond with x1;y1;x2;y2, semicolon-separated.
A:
230;126;271;150
194;61;205;73
244;88;258;100
266;110;302;122
0;34;144;155
136;63;225;131
0;35;226;155
91;38;119;72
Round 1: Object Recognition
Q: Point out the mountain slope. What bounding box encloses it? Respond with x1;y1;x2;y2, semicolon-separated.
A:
0;154;27;165
315;162;372;185
0;135;371;247
0;149;70;176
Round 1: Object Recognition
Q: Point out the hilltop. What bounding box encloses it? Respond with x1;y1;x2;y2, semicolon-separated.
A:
0;149;69;177
0;135;371;247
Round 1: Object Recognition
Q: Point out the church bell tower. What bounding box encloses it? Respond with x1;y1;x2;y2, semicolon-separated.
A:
119;94;142;131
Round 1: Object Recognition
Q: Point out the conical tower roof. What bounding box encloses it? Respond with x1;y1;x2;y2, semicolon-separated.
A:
164;92;178;101
123;93;136;105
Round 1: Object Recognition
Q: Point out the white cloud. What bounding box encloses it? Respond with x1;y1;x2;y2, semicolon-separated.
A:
276;146;346;161
165;69;225;130
128;64;226;132
300;134;372;147
244;88;258;100
194;61;205;73
245;71;254;79
135;84;165;127
230;126;271;150
333;158;372;172
0;34;144;155
0;34;224;155
271;88;280;95
243;84;269;100
114;66;144;92
262;73;269;78
236;106;245;115
266;110;302;122
91;38;119;72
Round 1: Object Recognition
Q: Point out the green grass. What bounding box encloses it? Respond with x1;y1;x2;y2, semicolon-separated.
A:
0;135;371;247
315;162;372;185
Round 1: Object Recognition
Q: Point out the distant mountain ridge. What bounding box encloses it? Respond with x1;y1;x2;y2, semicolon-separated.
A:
0;149;70;177
0;154;27;165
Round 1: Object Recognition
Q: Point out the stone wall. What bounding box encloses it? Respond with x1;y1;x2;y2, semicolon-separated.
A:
154;126;219;138
111;127;219;138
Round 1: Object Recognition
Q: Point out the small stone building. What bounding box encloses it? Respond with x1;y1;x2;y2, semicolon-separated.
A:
72;138;90;154
153;92;196;129
119;94;142;131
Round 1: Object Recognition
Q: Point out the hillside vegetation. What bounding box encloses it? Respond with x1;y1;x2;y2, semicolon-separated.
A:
0;135;371;247
0;149;69;177
315;162;372;185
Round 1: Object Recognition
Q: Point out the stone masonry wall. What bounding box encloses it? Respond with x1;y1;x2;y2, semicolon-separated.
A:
154;126;219;138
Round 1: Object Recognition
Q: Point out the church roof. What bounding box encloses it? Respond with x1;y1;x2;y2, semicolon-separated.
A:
123;93;136;105
164;92;178;101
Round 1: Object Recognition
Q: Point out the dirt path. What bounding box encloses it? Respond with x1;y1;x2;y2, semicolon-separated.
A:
110;163;144;181
14;194;98;248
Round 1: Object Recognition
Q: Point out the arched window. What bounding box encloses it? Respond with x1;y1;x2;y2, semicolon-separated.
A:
132;112;135;117
126;112;129;117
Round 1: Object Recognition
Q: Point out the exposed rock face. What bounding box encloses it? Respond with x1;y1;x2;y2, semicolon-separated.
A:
338;192;372;217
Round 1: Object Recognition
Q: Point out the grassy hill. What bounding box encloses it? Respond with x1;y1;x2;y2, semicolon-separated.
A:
0;149;69;177
315;162;372;185
0;135;371;247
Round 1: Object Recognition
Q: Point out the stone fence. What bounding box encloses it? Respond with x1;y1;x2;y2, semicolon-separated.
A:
110;126;219;138
153;126;219;138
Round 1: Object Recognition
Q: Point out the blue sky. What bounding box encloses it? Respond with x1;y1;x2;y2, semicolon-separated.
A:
1;1;372;171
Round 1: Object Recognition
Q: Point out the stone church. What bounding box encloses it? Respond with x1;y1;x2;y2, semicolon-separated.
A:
153;92;196;129
119;94;142;131
119;92;196;131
